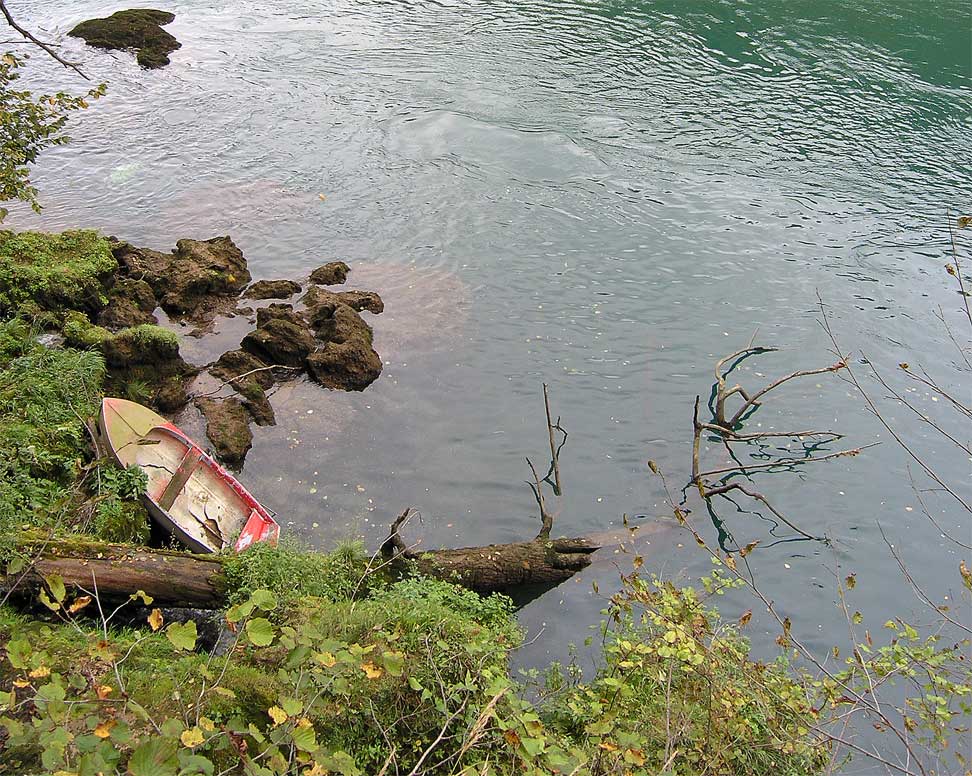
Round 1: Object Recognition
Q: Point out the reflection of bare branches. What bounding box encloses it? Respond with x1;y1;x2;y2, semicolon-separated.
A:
690;345;859;542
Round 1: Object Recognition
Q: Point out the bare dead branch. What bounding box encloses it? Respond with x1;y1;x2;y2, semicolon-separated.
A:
946;207;972;332
725;360;847;429
0;0;90;79
542;383;563;496
525;457;554;540
191;364;301;399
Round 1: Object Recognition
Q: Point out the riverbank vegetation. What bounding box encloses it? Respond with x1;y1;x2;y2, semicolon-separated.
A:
0;11;969;776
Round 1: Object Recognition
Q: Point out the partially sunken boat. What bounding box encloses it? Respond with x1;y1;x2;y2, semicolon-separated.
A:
98;398;280;554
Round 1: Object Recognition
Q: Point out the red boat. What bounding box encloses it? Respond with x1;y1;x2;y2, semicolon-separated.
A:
98;398;279;554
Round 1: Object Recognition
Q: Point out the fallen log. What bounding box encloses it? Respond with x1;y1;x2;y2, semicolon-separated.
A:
2;525;599;610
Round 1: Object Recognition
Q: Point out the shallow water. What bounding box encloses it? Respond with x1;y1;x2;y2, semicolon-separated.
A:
9;0;972;765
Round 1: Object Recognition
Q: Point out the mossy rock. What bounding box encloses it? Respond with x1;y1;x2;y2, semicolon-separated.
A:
0;230;116;316
68;9;181;69
100;324;180;367
61;310;111;349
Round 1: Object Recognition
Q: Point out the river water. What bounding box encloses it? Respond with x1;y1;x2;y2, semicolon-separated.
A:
10;0;972;765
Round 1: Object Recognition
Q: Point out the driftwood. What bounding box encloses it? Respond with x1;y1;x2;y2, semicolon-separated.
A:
2;526;599;610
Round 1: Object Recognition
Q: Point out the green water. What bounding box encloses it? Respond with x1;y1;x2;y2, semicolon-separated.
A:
10;0;972;766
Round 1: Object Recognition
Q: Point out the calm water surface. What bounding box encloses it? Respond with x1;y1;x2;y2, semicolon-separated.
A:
10;0;972;765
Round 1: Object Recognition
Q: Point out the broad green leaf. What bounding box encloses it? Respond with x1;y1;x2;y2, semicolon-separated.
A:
291;720;317;752
38;589;60;612
166;621;198;651
128;738;179;776
246;617;274;647
225;600;253;623
381;650;405;677
249;589;278;611
44;574;66;603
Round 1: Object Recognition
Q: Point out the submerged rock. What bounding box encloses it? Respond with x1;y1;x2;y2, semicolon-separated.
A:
68;9;181;69
196;397;252;467
210;348;275;390
309;261;350;286
305;305;382;391
243;279;301;300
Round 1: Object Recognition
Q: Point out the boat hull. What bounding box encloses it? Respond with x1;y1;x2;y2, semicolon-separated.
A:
98;398;279;553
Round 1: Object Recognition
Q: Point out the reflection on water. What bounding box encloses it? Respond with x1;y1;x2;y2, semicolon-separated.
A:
12;0;972;738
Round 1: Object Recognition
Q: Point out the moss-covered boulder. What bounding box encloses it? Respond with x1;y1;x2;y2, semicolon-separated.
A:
0;230;116;316
68;9;181;69
241;307;316;368
243;279;301;300
301;285;384;315
309;261;350;286
112;236;250;325
100;325;195;411
97;278;158;329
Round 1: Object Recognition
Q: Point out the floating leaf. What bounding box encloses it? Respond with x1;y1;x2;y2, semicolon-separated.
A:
166;621;197;651
738;609;752;627
739;540;759;557
246;617;275;647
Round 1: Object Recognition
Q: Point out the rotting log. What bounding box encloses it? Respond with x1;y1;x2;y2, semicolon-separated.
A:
2;527;599;609
3;536;227;608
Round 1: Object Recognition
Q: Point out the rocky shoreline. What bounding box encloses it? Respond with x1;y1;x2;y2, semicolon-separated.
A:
0;229;385;467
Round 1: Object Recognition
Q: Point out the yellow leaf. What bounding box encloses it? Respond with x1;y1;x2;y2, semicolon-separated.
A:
199;716;215;732
738;609;752;627
599;740;619;752
12;679;29;688
96;684;113;700
632;555;643;570
28;665;50;679
268;705;288;726
845;574;856;590
960;560;972;591
147;608;164;632
624;748;646;766
68;595;92;614
94;719;116;739
724;554;736;571
315;651;337;668
361;662;383;680
180;726;205;748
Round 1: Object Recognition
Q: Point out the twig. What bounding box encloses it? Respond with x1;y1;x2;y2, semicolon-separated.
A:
946;207;972;331
878;523;972;636
0;0;89;79
543;383;563;496
525;457;554;540
191;365;300;399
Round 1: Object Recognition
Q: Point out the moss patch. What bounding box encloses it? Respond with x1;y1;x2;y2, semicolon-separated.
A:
68;9;181;69
0;230;115;316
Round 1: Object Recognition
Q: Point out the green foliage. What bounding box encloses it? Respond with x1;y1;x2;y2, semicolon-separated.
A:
61;310;110;348
0;229;115;315
0;321;104;540
89;464;150;543
222;537;368;606
0;53;105;221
